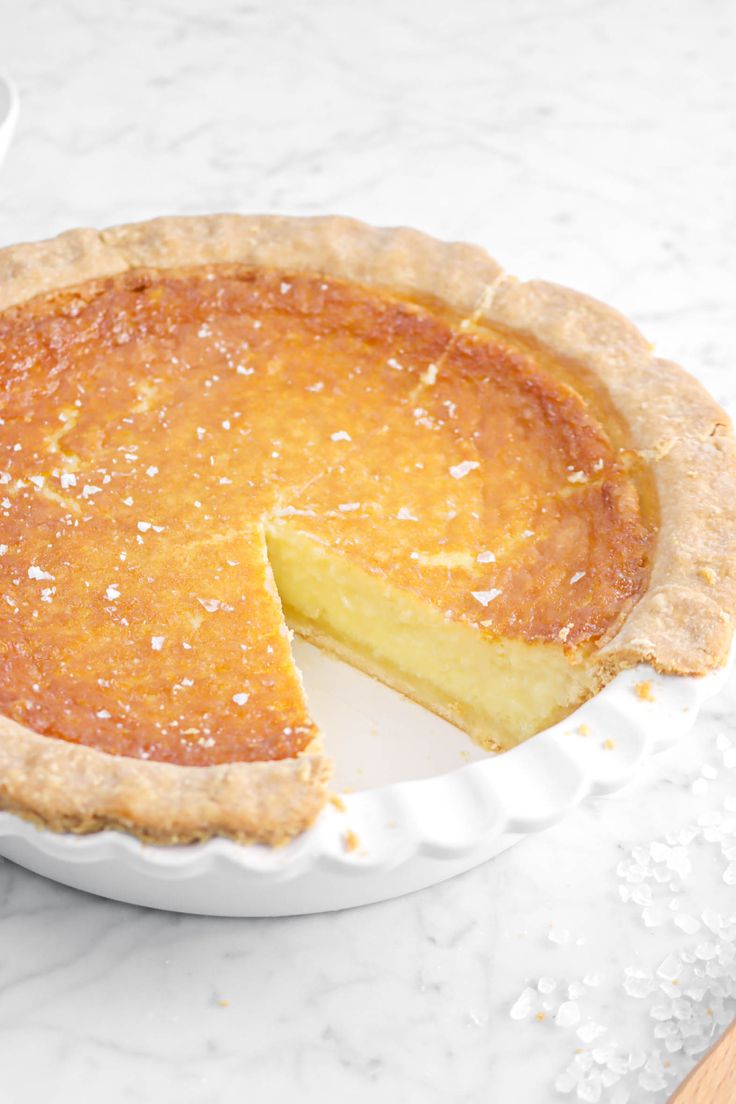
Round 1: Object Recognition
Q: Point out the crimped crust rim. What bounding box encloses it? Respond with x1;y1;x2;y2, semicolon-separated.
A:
0;213;733;845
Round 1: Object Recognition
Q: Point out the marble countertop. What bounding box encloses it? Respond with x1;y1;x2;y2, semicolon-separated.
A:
0;1;734;1101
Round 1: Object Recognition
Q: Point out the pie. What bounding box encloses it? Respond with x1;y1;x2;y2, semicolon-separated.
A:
0;215;733;845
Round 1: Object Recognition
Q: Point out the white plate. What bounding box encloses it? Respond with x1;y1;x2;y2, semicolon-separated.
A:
0;641;731;916
0;72;19;168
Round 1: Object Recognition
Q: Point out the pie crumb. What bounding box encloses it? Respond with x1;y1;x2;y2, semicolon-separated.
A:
634;680;655;702
329;793;346;812
217;999;230;1008
602;738;615;751
577;724;590;737
535;1011;546;1022
698;564;717;585
344;829;360;852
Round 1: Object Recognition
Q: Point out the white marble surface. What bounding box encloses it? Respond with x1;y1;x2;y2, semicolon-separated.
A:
0;1;735;1101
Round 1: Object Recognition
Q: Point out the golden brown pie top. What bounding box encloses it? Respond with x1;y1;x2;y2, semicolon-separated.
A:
0;264;653;766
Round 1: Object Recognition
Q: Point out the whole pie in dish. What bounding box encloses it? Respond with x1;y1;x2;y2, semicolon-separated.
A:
0;215;734;844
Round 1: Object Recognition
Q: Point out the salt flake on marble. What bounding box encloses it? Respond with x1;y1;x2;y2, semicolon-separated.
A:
537;976;557;994
638;1069;668;1092
509;986;539;1020
576;1075;602;1102
642;905;668;928
723;862;736;885
577;1020;607;1043
656;954;683;982
556;1001;581;1027
548;927;571;945
555;1070;578;1094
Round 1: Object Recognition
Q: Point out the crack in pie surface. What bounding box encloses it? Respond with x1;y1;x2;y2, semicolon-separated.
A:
0;215;734;844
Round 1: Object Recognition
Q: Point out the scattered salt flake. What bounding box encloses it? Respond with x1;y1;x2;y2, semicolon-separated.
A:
569;571;586;584
105;585;120;601
556;1001;581;1028
626;975;653;1002
723;862;736;885
0;545;7;556
197;597;233;613
577;1021;607;1043
29;475;45;489
146;465;159;477
137;521;151;532
555;1070;578;1094
151;636;165;651
642;905;668;927
509;986;539;1020
232;692;250;706
567;470;588;484
576;1076;602;1101
60;472;77;489
537;977;556;994
96;709;111;719
701;909;722;934
449;460;480;479
476;550;496;563
471;588;502;607
0;472;9;484
628;1051;647;1071
338;502;360;512
387;357;403;371
397;507;418;521
638;1070;667;1092
657;955;682;982
82;484;102;498
548;927;571;945
330;430;351;442
123;496;134;506
28;565;53;581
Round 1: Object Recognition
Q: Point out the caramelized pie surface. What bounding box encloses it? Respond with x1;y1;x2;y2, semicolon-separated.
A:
0;267;653;766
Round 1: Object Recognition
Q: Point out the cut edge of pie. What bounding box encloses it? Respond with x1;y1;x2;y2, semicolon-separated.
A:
0;213;734;845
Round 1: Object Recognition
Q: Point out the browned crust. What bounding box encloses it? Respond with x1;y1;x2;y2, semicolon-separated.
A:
0;712;331;845
481;278;736;675
0;213;733;845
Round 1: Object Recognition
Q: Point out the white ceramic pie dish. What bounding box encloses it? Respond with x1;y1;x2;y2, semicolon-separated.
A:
0;640;731;916
0;72;19;169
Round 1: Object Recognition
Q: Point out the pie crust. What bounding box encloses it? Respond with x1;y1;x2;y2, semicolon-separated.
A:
0;214;734;845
